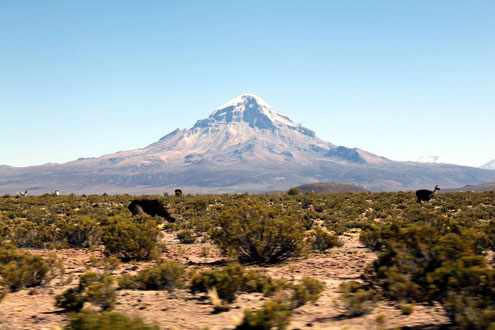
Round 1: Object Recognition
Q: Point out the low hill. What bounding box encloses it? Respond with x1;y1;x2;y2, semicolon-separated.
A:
292;182;368;194
442;180;495;193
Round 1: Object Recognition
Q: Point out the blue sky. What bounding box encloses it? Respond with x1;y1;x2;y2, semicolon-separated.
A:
1;0;494;167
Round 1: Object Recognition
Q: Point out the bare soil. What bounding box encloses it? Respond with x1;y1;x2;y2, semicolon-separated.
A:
0;234;450;330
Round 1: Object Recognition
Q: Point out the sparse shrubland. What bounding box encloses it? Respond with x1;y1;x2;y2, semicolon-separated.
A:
0;191;494;328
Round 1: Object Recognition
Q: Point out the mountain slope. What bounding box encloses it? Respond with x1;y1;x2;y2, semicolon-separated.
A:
292;182;368;193
442;180;495;192
481;159;495;170
1;94;495;194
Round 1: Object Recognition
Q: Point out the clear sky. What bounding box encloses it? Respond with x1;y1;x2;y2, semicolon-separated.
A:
1;0;494;167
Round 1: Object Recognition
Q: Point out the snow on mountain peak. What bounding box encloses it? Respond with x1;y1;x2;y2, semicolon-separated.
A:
215;94;269;110
416;156;450;164
193;93;305;134
481;159;495;170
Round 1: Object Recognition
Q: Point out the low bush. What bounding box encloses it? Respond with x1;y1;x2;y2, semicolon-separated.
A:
309;227;342;252
289;276;325;309
337;281;379;316
176;229;197;244
55;272;116;312
57;216;102;248
66;310;159;330
209;201;307;263
0;243;63;291
119;261;186;291
190;263;255;303
359;220;495;328
101;216;163;261
236;300;292;330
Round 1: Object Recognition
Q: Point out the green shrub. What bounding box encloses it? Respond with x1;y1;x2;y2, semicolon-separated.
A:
236;300;292;330
0;244;63;291
55;288;85;312
119;261;186;291
57;216;102;248
287;188;300;196
66;310;159;330
55;272;116;312
262;276;324;310
440;257;495;329
289;276;325;309
190;263;251;303
309;227;342;252
210;201;307;263
300;215;314;230
176;229;197;244
337;281;379;316
360;220;495;328
102;216;162;261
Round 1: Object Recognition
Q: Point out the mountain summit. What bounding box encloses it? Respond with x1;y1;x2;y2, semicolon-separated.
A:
1;94;495;194
144;94;331;164
134;93;386;166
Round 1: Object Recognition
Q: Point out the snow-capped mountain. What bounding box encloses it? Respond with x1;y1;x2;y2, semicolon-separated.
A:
1;94;495;194
416;156;450;164
72;94;387;168
481;159;495;170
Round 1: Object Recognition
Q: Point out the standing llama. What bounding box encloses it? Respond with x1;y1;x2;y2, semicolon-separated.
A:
416;185;440;203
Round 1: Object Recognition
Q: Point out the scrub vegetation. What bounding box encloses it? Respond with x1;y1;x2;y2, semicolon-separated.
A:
0;190;494;329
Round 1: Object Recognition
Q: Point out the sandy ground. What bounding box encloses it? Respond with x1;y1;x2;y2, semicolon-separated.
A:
0;234;451;330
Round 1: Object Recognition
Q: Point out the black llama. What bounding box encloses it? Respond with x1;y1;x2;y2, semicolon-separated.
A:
128;199;176;222
416;185;440;203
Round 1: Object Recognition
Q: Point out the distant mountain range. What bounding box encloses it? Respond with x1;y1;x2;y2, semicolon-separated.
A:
1;94;495;194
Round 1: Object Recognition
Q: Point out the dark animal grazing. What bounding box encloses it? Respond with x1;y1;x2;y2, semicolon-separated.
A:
175;189;183;197
416;185;440;203
128;199;176;222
